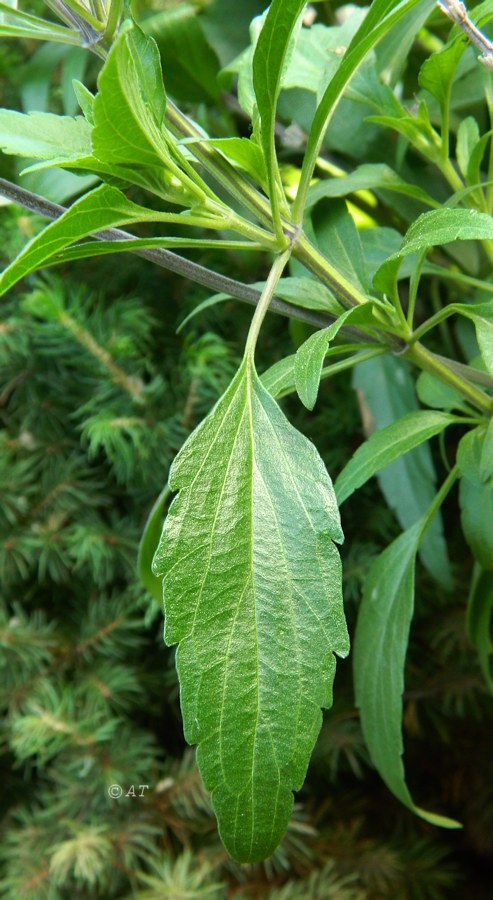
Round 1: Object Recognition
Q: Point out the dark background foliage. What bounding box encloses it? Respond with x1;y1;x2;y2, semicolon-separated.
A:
0;1;492;896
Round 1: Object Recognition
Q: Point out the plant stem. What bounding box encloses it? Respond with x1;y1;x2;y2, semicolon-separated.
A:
0;178;332;331
292;231;370;310
419;464;459;540
165;101;276;232
293;223;493;416
244;250;292;361
405;342;493;416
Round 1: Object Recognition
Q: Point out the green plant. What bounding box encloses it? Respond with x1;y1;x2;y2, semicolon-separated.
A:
0;0;492;868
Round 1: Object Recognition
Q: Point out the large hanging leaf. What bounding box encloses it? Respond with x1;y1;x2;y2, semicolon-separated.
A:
152;358;349;862
354;521;460;828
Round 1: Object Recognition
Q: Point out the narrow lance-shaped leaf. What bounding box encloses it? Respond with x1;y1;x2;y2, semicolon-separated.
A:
252;0;305;225
457;427;493;570
138;484;171;606
354;519;461;828
294;304;375;410
335;410;457;505
466;566;493;693
374;208;493;294
152;356;349;862
0;183;217;297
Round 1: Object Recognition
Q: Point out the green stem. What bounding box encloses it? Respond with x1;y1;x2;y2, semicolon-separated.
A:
165;101;276;232
292;225;493;417
292;231;370;310
419;465;459;541
244;250;292;361
405;342;493;416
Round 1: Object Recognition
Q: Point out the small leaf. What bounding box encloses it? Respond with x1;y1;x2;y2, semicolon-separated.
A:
418;39;465;107
92;19;170;169
201;137;267;189
354;521;461;828
73;80;95;124
152;359;348;862
138;484;171;605
311;199;369;292
306;163;438;210
335;410;456;505
459;434;493;569
375;208;493;292
480;419;493;483
294;305;375;411
456;117;480;180
416;371;466;411
260;355;295;399
252;0;305;214
274;277;343;314
466;566;493;692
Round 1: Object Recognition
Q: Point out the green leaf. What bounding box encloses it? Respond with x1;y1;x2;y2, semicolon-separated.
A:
306;163;439;210
143;5;220;103
480;418;493;483
466;566;493;692
260;355;296;399
418;38;465;108
0;183;199;296
73;80;95;124
0;2;82;44
152;359;348;862
443;299;493;377
456;116;481;180
295;0;436;215
198;137;268;191
375;208;493;293
273;277;343;314
310;199;370;293
352;356;452;587
335;410;456;505
354;520;461;828
458;428;493;569
294;305;375;411
416;371;466;411
92;19;170;169
0;109;92;165
252;0;305;220
138;485;172;606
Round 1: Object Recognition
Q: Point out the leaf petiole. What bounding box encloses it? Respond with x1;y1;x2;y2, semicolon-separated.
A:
244;250;292;361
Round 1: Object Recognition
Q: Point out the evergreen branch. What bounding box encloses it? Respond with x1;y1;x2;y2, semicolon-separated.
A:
0;178;332;331
58;312;145;403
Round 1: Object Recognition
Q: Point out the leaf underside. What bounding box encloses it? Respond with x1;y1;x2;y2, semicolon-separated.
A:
152;360;349;862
